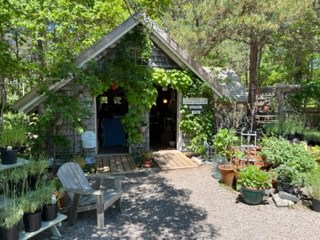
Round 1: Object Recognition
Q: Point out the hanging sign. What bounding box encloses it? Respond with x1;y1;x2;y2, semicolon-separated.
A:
189;105;203;110
191;110;202;115
183;98;208;105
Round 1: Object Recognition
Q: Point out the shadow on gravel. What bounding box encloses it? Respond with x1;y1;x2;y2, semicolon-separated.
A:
59;171;219;239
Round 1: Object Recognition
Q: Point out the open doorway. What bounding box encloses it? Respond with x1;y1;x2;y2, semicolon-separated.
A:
149;86;177;150
96;86;128;154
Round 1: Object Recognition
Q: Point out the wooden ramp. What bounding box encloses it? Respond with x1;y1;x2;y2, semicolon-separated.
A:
96;154;138;173
153;150;198;170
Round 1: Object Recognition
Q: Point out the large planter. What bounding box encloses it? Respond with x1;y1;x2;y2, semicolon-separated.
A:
218;165;234;187
0;224;19;240
23;209;42;232
42;204;58;221
0;149;18;165
311;198;320;212
241;186;265;205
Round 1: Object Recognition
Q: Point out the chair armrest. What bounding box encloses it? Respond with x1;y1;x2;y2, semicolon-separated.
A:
91;174;124;191
65;188;103;196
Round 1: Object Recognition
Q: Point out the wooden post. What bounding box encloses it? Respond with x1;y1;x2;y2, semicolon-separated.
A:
96;193;105;229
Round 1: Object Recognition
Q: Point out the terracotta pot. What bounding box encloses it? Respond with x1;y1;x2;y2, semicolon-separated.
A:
218;165;234;186
142;159;153;168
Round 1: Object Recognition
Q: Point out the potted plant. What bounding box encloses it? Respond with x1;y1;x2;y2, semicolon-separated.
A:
0;126;27;165
307;169;320;212
21;190;43;232
139;119;149;133
27;158;48;191
212;128;239;186
39;181;60;221
0;200;24;240
140;151;153;168
237;165;272;205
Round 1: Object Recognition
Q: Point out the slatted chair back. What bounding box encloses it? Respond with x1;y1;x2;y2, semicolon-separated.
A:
57;162;92;192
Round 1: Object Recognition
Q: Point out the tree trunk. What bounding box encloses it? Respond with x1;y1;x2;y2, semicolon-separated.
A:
248;40;259;115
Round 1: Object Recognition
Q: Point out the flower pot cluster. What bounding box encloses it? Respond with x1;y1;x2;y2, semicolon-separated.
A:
0;157;65;240
213;128;320;209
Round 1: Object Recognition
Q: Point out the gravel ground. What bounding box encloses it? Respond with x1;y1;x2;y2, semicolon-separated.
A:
38;164;320;240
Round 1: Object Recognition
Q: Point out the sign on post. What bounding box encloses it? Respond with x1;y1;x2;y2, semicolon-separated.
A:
183;98;208;115
183;98;208;105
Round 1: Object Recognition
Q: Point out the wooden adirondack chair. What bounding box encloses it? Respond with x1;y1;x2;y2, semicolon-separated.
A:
57;162;123;228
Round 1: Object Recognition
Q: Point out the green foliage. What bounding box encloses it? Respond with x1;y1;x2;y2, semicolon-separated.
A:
307;168;320;199
0;126;27;149
238;165;272;189
21;190;43;213
260;136;317;186
282;115;305;135
212;128;238;160
38;180;58;206
287;79;320;110
0;199;23;229
310;146;320;163
304;130;320;143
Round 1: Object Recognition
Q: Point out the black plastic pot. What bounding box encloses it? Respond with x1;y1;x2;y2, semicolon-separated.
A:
0;149;18;165
7;180;26;197
23;209;42;232
312;198;320;212
42;204;58;221
0;224;19;240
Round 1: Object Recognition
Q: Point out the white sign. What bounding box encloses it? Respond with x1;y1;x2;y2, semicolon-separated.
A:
183;98;208;105
189;105;203;110
191;110;202;115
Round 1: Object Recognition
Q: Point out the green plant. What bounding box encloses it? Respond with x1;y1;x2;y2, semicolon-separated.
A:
304;130;320;143
38;181;59;206
260;136;317;186
310;146;320;163
140;151;153;161
21;190;43;213
307;168;320;199
0;199;23;229
238;165;272;189
212;128;239;161
0;126;27;149
282;115;305;135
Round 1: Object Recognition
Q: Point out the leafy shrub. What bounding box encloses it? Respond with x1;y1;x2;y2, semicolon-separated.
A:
212;128;239;160
238;165;272;189
260;136;317;186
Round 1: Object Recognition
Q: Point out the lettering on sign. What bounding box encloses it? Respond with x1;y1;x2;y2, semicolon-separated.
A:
191;110;202;115
189;105;203;110
183;98;208;105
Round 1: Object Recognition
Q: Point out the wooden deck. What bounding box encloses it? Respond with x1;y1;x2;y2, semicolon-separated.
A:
96;155;138;173
153;150;198;170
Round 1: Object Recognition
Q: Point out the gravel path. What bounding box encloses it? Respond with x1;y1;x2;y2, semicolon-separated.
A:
52;165;320;240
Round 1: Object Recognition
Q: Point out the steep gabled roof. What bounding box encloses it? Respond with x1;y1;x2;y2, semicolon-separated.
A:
13;13;242;113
